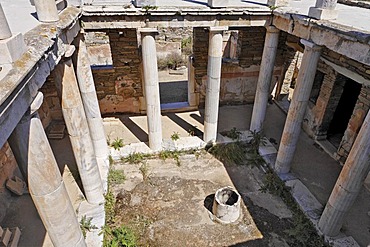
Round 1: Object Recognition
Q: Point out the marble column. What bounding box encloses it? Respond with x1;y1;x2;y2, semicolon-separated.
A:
250;26;280;132
0;3;12;40
54;49;104;205
74;35;109;191
275;40;321;174
203;26;227;143
140;28;163;151
308;0;338;20
8;92;86;247
33;0;59;22
318;109;370;236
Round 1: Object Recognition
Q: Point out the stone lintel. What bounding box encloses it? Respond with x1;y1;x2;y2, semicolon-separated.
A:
138;27;158;34
0;33;27;65
308;7;338;20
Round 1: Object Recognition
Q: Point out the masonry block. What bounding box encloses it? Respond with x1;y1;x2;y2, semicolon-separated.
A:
134;0;156;7
208;0;230;7
308;7;338;20
0;33;26;65
0;228;11;246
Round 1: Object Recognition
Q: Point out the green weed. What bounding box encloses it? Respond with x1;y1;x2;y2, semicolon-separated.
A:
111;138;124;150
80;215;98;239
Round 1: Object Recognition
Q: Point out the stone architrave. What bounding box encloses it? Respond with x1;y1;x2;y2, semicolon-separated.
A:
275;40;322;174
140;28;163;151
250;26;280;133
203;26;228;143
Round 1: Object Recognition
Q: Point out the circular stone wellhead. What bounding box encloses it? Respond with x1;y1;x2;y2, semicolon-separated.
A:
212;186;241;223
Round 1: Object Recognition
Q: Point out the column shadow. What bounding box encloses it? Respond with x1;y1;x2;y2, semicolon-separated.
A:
165;112;203;138
119;116;149;143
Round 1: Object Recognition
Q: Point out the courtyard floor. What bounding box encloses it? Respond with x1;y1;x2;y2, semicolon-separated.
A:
1;103;369;246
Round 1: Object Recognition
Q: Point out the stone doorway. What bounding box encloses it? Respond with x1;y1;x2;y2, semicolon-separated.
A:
327;78;362;148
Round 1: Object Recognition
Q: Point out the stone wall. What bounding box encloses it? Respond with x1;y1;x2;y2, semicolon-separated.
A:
39;75;63;127
302;48;370;162
336;85;370;163
92;29;143;114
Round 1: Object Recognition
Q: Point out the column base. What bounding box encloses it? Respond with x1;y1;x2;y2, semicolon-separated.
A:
0;33;26;65
308;7;338;20
208;0;230;8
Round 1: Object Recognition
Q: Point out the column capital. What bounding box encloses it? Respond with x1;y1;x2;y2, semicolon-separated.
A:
19;92;44;124
209;26;228;33
300;39;322;51
265;25;280;33
138;28;158;35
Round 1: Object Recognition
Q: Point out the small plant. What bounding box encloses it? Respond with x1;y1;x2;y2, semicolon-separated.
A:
102;225;137;247
208;142;247;166
80;215;98;239
122;152;147;164
171;132;180;141
139;163;150;181
224;127;241;141
108;155;114;166
111;138;124;150
188;125;197;136
157;52;185;70
104;191;116;224
142;5;158;15
158;150;181;166
181;36;193;55
249;130;267;153
108;169;126;185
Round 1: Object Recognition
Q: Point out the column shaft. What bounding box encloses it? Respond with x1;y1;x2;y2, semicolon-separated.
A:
275;40;321;174
250;26;280;132
0;3;12;40
318;109;370;236
204;27;226;143
54;58;104;204
140;29;162;151
74;35;109;190
33;0;59;22
8;92;85;247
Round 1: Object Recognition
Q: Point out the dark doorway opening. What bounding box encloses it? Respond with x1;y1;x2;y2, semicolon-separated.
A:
327;78;361;148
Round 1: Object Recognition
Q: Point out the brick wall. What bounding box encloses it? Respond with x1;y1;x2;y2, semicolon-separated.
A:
92;29;143;114
336;85;370;163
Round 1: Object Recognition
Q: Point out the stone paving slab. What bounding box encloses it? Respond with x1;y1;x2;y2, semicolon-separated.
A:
111;152;262;246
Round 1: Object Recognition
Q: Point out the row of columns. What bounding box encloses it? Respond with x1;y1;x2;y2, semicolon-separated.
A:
251;24;369;238
7;36;109;246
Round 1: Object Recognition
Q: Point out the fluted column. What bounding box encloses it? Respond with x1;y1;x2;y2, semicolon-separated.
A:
54;48;104;205
203;26;227;143
318;109;370;236
8;92;86;247
140;28;163;151
275;40;322;174
74;35;109;191
250;26;280;132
